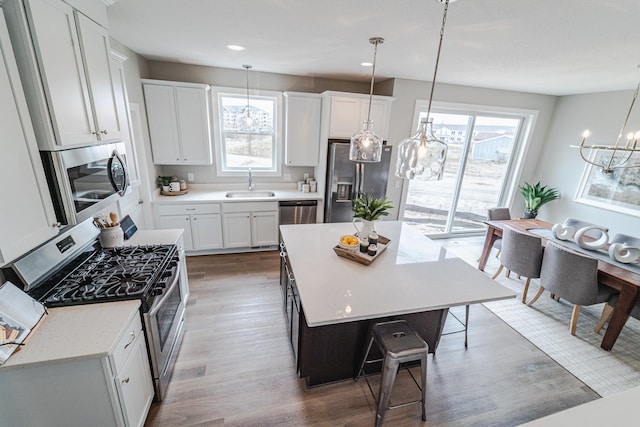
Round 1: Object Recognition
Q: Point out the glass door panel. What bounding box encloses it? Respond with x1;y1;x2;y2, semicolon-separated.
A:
402;111;522;237
451;116;520;233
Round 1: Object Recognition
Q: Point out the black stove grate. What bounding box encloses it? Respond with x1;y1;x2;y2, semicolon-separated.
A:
37;244;176;308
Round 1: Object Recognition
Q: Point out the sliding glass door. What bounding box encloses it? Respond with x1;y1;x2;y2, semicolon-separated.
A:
401;108;524;237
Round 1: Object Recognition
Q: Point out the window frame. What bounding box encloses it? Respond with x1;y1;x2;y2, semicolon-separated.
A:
211;86;283;177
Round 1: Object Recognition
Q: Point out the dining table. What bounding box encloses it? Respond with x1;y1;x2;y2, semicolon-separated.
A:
478;218;640;351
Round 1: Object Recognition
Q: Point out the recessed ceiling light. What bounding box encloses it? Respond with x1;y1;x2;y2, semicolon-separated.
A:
361;62;373;67
227;45;245;51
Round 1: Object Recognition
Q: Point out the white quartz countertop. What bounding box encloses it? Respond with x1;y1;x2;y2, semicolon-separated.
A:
152;184;322;204
0;301;140;370
280;221;516;327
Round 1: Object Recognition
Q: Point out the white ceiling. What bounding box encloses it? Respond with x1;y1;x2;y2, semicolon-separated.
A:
106;0;640;96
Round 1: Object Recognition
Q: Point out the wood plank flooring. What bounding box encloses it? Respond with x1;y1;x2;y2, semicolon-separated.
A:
144;250;599;426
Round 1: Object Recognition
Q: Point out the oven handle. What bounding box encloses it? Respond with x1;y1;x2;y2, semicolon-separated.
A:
148;264;181;317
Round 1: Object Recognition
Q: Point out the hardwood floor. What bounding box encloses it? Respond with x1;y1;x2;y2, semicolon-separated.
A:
144;250;599;426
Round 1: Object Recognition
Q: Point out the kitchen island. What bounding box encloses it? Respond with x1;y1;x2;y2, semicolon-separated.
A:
279;221;516;386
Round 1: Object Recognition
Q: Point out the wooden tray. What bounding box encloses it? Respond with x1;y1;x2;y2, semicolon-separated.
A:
161;189;188;196
333;235;390;266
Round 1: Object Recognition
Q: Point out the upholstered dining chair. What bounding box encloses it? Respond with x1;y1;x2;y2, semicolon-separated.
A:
527;241;617;335
491;226;543;304
487;207;511;258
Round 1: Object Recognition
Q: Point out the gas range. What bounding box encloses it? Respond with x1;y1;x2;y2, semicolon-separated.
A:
34;244;177;311
1;219;187;401
3;220;176;313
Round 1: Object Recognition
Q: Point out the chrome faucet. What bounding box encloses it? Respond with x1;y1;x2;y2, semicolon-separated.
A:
248;168;254;191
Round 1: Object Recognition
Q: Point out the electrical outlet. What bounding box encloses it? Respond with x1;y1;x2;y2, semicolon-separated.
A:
283;173;291;181
187;173;194;182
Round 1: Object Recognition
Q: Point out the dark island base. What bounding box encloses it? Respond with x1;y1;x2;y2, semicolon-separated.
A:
297;308;448;387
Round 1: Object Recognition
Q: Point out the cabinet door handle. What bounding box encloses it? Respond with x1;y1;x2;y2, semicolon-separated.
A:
101;130;108;135
122;377;130;384
123;331;136;349
186;208;196;211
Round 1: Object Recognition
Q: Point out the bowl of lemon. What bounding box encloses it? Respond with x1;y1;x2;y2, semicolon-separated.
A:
338;235;359;252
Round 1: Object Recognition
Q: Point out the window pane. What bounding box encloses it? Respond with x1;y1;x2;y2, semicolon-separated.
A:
219;93;276;171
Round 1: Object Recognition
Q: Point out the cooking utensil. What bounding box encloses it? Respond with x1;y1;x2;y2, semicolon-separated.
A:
109;211;119;227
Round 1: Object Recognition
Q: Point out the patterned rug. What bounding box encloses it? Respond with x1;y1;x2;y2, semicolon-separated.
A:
445;238;640;398
440;237;640;397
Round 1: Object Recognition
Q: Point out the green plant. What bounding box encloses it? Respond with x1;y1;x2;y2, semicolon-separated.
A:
352;192;393;221
519;181;560;213
156;176;175;187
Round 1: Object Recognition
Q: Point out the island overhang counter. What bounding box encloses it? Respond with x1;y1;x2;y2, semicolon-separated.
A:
279;221;516;386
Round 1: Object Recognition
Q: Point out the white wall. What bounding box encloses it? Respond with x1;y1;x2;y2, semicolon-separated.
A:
535;89;640;236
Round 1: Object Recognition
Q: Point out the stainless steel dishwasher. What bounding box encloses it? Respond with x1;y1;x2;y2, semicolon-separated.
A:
279;200;317;224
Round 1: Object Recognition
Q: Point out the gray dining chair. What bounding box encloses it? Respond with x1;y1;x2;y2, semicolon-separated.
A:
491;226;543;304
527;241;617;335
487;207;511;258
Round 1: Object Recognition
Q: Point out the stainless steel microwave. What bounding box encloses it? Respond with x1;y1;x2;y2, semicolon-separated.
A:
40;142;130;225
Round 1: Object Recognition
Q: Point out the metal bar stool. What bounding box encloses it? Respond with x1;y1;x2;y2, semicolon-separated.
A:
355;320;429;427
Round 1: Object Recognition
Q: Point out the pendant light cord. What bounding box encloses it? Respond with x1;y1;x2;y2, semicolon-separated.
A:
425;0;450;125
243;64;252;118
366;38;384;124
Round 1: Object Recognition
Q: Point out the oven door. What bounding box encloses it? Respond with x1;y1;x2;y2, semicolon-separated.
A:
40;142;130;225
144;263;186;401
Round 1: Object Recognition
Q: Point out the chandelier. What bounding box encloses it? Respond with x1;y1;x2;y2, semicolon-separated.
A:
236;64;258;132
349;37;384;162
578;67;640;173
396;0;455;180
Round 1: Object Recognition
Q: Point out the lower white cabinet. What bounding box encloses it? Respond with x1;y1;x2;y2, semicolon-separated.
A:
155;203;223;251
222;202;279;248
0;301;154;427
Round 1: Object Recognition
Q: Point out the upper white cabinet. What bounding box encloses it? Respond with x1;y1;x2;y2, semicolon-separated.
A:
142;79;213;165
284;92;322;166
324;92;394;140
2;0;122;150
0;12;58;265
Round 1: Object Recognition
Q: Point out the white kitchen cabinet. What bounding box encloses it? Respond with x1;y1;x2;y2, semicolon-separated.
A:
142;79;213;165
222;202;279;248
0;301;154;427
155;203;223;251
2;0;121;149
325;92;394;140
284;92;322;166
0;12;58;265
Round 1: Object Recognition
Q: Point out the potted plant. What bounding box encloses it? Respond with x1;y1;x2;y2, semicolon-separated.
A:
156;176;175;192
352;192;393;237
519;181;560;218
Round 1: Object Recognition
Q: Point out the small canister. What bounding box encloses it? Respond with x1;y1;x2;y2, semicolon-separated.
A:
309;180;317;192
303;183;310;193
367;244;377;256
368;230;378;246
179;180;187;190
359;236;369;253
298;180;305;191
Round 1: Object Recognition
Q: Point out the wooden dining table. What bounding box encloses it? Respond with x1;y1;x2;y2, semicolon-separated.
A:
478;218;640;351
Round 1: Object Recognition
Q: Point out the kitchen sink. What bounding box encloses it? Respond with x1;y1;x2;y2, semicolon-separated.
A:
225;191;276;198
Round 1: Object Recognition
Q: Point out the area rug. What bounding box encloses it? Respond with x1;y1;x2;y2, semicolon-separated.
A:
447;240;640;398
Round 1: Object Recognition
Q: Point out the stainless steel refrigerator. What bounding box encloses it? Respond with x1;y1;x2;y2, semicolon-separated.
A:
324;140;392;223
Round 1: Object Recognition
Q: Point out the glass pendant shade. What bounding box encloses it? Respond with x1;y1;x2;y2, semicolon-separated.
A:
350;120;383;162
396;119;447;180
236;106;257;132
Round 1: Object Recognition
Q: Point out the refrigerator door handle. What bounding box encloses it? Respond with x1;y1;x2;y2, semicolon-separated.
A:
354;163;361;198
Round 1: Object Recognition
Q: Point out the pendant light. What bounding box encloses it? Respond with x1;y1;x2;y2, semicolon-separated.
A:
236;64;257;132
396;0;455;180
577;65;640;173
350;37;384;162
